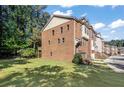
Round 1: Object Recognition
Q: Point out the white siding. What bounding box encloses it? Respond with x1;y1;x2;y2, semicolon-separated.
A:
81;25;89;39
43;17;70;31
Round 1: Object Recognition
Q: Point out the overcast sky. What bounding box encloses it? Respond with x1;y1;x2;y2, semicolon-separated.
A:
44;5;124;41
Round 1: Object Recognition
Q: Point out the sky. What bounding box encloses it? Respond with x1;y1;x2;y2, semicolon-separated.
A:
44;5;124;41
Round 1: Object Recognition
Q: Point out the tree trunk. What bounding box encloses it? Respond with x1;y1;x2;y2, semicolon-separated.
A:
33;42;37;54
33;42;36;49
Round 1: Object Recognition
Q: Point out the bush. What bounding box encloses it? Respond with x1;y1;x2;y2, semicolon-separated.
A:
18;48;35;58
72;53;83;64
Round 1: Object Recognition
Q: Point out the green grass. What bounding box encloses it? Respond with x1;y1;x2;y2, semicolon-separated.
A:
0;58;124;87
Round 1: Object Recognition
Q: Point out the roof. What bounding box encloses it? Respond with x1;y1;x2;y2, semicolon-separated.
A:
96;32;103;40
41;14;96;33
53;14;77;20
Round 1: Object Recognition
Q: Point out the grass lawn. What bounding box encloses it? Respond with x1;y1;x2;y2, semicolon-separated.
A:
0;58;124;87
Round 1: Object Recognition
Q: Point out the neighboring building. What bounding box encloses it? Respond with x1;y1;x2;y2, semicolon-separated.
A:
115;46;118;55
95;33;103;53
104;43;111;55
118;47;124;55
74;17;90;59
110;46;118;55
103;42;118;56
88;25;97;59
95;33;104;58
40;15;98;61
75;18;97;60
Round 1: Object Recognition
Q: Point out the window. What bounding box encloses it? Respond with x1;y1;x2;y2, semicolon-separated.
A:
61;27;63;33
58;38;60;44
48;40;50;45
62;38;65;43
50;52;52;56
52;30;54;36
67;25;69;30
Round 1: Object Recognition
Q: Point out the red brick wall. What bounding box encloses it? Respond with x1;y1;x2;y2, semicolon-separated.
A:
41;20;75;61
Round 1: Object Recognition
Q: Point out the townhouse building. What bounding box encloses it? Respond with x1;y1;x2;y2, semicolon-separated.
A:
110;46;118;55
88;25;97;59
103;42;118;56
76;17;97;60
39;14;120;61
103;43;111;56
40;15;97;61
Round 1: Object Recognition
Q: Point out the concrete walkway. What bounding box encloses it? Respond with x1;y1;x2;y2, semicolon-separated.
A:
104;55;124;73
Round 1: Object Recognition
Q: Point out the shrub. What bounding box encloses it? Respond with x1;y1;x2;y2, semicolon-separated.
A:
72;53;83;64
18;48;35;58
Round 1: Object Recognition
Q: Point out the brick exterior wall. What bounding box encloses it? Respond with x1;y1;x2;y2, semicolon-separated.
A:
40;15;100;61
41;20;75;61
75;22;90;59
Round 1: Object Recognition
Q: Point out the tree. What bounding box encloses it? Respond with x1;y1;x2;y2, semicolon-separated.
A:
0;5;50;58
29;6;50;52
108;39;124;47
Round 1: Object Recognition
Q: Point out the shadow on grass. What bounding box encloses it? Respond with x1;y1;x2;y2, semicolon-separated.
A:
0;65;100;87
0;65;67;87
73;64;124;87
0;59;30;69
0;64;124;87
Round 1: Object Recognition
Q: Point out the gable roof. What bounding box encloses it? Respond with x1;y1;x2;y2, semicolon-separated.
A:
41;14;96;33
41;14;79;32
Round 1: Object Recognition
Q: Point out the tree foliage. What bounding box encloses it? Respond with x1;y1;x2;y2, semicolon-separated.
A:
0;5;50;57
17;48;35;58
108;39;124;47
